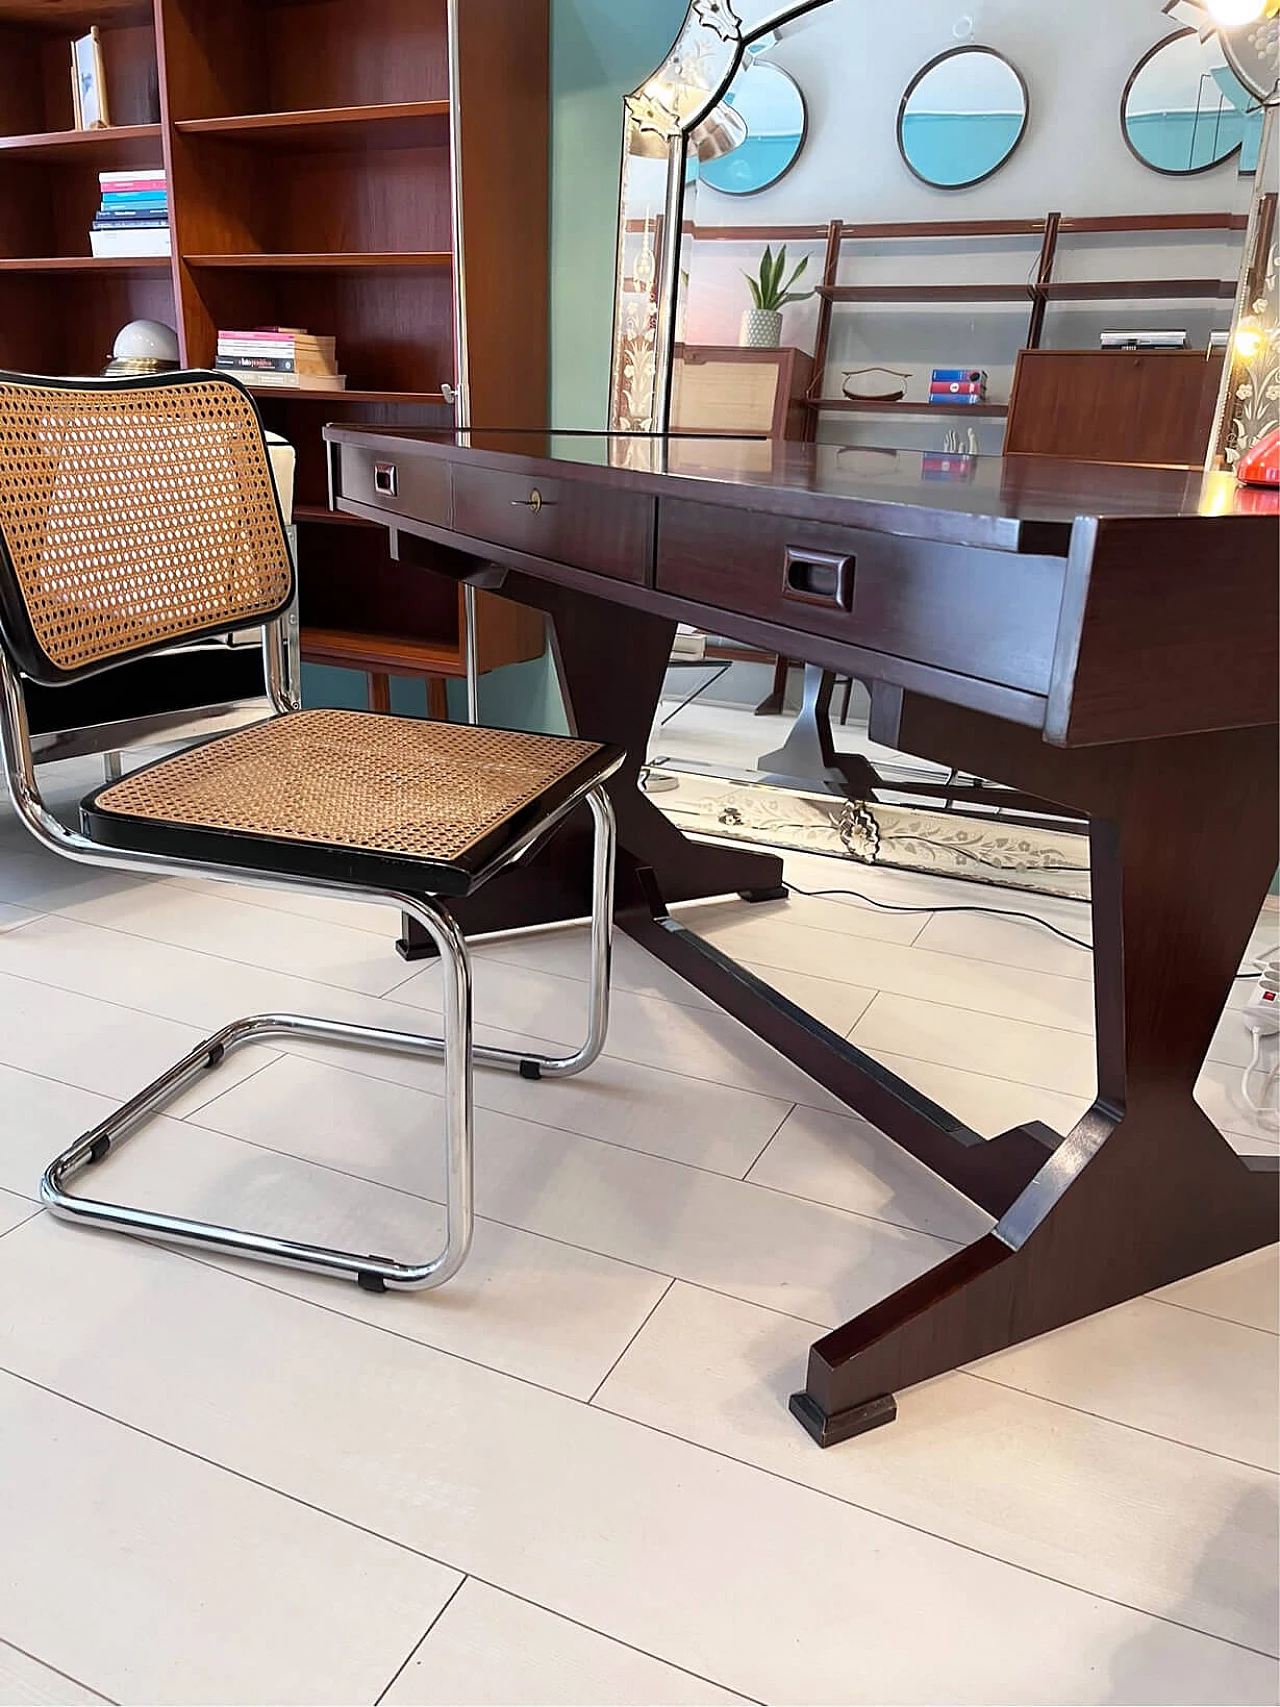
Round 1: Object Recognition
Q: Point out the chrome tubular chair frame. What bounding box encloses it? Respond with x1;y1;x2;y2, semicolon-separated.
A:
0;617;617;1293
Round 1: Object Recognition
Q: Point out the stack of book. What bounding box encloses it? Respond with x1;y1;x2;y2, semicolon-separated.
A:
89;169;170;258
213;328;346;391
928;368;987;406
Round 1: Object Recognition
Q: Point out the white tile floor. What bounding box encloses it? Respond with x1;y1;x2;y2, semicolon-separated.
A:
0;757;1277;1706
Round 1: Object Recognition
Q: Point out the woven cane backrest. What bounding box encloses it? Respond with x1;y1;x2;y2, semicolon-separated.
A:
0;373;294;684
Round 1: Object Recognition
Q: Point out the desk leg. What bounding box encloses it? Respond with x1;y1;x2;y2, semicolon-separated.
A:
397;575;784;958
792;700;1280;1446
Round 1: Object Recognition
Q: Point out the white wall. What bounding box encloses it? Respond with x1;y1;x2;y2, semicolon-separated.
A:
679;0;1252;442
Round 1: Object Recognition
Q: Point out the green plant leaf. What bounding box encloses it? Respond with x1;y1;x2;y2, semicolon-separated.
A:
770;245;787;302
743;270;762;308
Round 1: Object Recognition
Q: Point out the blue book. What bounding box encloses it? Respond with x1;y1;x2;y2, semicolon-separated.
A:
931;368;986;385
101;191;168;205
927;394;988;406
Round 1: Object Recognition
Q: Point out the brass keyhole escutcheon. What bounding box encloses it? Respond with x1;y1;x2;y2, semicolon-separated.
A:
512;488;546;514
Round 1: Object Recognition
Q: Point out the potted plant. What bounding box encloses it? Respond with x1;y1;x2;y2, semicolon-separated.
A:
740;245;813;348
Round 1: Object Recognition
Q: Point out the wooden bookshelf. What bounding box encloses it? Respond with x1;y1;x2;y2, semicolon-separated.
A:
800;210;1247;423
0;0;551;707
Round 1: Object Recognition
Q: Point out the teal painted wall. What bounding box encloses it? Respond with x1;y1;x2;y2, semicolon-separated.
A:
307;1;688;725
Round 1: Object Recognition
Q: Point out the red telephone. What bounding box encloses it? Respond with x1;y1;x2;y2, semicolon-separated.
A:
1236;426;1280;489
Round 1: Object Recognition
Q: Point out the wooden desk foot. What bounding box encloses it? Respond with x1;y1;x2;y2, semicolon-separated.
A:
789;1389;897;1448
795;1115;1278;1445
790;697;1280;1444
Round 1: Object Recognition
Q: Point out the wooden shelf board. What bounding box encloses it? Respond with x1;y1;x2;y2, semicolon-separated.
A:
294;503;378;527
247;385;449;404
0;254;170;273
0;0;147;23
176;102;450;151
1043;279;1236;301
0;123;162;163
806;398;1008;417
818;284;1033;303
185;251;451;272
301;626;464;676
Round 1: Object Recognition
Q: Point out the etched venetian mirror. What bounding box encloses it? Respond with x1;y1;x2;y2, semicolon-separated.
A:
610;0;837;433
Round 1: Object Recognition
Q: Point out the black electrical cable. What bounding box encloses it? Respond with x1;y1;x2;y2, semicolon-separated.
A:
786;882;1269;977
783;881;1094;951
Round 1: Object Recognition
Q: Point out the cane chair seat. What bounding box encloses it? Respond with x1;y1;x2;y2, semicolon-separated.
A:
82;708;622;897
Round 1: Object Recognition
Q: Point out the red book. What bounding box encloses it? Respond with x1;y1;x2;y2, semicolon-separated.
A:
929;380;986;396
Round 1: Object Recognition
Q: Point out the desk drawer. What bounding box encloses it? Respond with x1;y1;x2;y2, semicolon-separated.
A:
453;464;654;586
339;445;451;523
656;499;1064;694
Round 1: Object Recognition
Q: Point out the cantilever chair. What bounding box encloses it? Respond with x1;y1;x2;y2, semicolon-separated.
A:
0;370;622;1293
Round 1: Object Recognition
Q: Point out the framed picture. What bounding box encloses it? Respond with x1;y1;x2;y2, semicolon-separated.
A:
71;27;110;130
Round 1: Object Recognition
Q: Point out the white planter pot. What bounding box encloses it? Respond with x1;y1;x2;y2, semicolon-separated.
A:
739;308;783;349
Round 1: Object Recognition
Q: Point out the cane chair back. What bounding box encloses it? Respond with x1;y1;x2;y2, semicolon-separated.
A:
0;372;294;686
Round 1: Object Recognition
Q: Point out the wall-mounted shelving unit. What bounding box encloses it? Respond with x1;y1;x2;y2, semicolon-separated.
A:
0;0;551;706
802;210;1245;423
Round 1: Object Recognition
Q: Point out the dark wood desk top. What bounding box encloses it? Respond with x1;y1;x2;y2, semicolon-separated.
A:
325;424;1278;747
324;426;1277;556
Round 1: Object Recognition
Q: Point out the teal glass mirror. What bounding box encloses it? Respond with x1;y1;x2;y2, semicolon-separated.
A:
700;59;808;196
897;45;1029;190
1122;28;1264;175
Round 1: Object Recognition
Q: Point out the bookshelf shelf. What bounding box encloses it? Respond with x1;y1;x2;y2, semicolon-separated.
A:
0;122;162;162
0;0;147;19
806;398;1009;417
817;284;1033;304
1041;278;1236;302
0;255;170;273
176;101;451;150
294;503;378;528
245;385;449;404
185;251;452;272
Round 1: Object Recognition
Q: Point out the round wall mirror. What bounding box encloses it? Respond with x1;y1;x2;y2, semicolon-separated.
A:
1122;29;1263;175
700;60;808;196
897;45;1029;190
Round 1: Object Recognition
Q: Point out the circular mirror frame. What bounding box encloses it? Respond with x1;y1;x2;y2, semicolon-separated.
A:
700;61;810;198
896;44;1030;191
1120;27;1260;178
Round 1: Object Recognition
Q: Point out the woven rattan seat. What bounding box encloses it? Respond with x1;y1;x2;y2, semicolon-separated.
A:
83;708;620;897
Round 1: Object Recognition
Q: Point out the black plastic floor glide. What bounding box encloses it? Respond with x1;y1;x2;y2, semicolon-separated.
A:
86;1136;112;1164
357;1271;388;1293
519;1060;542;1080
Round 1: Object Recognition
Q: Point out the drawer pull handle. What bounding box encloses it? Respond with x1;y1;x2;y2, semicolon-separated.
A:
782;546;855;612
373;462;398;497
511;488;552;514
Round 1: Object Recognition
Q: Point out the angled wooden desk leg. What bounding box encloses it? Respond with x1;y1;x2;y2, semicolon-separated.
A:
792;700;1280;1446
397;572;784;958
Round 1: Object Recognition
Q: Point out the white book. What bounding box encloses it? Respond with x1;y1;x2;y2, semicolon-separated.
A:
217;367;347;391
89;226;171;258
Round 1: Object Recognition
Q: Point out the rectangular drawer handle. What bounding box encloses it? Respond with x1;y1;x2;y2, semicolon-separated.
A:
782;546;855;612
373;462;398;497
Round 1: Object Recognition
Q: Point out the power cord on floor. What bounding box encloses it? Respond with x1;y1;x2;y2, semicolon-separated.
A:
1241;1028;1280;1113
783;881;1094;952
786;884;1277;978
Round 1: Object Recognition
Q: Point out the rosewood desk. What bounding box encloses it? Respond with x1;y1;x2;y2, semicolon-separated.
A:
323;426;1280;1447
